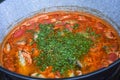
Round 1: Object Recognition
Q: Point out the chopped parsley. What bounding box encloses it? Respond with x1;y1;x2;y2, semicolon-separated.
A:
73;23;79;29
34;24;93;75
86;27;101;38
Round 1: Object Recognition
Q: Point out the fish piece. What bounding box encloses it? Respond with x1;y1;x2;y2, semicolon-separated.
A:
18;50;26;66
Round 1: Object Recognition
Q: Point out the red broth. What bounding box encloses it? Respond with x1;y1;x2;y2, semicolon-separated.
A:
0;11;120;78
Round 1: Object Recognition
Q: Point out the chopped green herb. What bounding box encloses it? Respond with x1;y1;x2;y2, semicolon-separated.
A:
35;73;40;77
86;27;101;38
26;30;35;34
102;46;110;54
30;40;35;45
86;27;93;32
73;23;79;29
34;24;93;75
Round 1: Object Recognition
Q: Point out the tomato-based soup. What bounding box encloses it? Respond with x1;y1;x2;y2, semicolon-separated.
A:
0;11;120;78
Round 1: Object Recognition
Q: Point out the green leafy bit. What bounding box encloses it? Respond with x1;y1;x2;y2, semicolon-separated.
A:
73;23;79;29
34;24;93;75
30;40;35;45
86;27;101;38
102;46;110;54
26;29;35;34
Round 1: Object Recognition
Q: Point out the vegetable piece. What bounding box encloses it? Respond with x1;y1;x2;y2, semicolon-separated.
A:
102;46;110;54
34;33;38;41
73;23;79;29
76;70;82;76
65;24;73;32
13;29;25;38
55;72;61;78
111;44;119;52
31;73;38;77
68;70;74;77
6;43;11;52
50;18;56;23
16;40;26;45
47;72;55;78
94;22;106;30
78;15;87;21
32;48;40;57
105;30;116;39
65;20;78;25
76;60;83;68
108;53;118;62
31;73;46;78
3;43;11;53
38;15;49;19
60;15;71;20
22;51;32;64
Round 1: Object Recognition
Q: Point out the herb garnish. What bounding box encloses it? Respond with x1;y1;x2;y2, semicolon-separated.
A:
86;27;101;38
34;24;93;75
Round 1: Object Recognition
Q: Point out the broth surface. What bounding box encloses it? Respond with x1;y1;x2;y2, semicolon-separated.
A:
0;11;120;78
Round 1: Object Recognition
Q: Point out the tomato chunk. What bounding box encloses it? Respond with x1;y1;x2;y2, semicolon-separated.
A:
13;29;25;38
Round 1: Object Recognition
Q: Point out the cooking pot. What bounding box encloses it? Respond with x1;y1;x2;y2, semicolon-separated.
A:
0;6;120;80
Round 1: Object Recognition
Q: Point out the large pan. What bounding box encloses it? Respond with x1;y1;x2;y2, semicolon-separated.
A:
0;6;120;80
